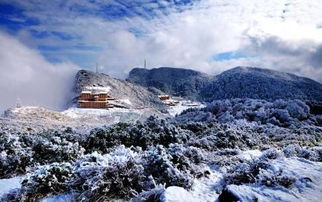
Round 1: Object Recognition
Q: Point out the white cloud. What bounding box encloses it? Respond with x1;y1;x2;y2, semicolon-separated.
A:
0;31;78;113
2;0;322;81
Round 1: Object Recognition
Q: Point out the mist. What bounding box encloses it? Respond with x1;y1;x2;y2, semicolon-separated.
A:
0;31;78;113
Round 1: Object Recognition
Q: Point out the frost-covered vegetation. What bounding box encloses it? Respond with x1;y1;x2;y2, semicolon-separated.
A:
1;99;322;201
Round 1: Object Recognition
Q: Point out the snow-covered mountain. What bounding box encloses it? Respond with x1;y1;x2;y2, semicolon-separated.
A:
127;67;212;100
1;67;322;202
128;66;322;102
74;70;165;109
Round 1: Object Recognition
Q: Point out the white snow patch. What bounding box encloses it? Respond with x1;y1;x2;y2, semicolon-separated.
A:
162;186;194;202
0;176;24;197
189;169;223;202
225;157;322;202
84;86;111;93
168;100;205;116
40;194;73;202
238;150;262;161
62;107;144;119
120;98;132;105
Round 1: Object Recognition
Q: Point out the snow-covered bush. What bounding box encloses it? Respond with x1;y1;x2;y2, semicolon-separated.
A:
32;136;84;164
286;100;310;120
15;163;72;201
167;143;206;177
189;128;261;151
143;145;193;189
283;144;321;161
258;170;296;188
69;147;148;201
224;159;269;185
260;148;282;160
0;133;33;178
177;98;316;128
84;117;191;153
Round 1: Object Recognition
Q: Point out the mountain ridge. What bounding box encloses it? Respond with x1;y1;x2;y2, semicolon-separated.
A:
127;66;322;102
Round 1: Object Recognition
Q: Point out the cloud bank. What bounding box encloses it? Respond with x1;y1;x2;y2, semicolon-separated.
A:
0;0;322;92
0;31;78;113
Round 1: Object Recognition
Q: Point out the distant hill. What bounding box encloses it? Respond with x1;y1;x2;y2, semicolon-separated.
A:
127;67;212;100
74;70;164;109
127;66;322;102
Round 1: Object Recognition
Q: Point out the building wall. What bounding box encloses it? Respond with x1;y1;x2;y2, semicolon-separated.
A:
79;101;108;108
79;92;109;108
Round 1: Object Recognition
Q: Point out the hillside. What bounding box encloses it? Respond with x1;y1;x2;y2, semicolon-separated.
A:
127;67;212;100
74;70;165;109
202;67;322;102
127;66;322;102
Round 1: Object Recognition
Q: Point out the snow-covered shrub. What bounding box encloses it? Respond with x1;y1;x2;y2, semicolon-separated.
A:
69;147;148;201
271;109;291;126
84;117;191;153
191;127;261;152
273;99;287;109
0;133;33;178
258;170;296;188
143;145;193;189
167;143;206;177
283;144;320;161
207;100;231;115
218;112;235;122
177;98;317;128
224;159;269;185
17;163;72;201
260;148;282;160
176;110;214;122
32;136;84;164
285;100;309;120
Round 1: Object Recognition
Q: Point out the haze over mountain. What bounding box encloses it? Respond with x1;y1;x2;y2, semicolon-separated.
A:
128;66;322;102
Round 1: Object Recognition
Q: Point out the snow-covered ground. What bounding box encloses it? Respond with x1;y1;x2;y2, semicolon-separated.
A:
62;107;166;125
83;86;111;92
238;150;263;161
222;157;322;202
62;107;143;119
160;156;322;202
0;176;24;197
188;169;223;202
40;194;74;202
167;100;205;116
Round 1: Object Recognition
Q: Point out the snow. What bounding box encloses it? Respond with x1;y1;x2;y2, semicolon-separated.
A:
0;176;24;197
167;100;205;116
225;157;322;202
189;169;223;202
238;150;262;161
161;186;194;202
40;194;73;202
84;86;111;93
161;168;224;202
120;98;132;105
62;107;144;119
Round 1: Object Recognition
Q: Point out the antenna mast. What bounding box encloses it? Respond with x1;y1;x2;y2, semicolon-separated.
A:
96;63;99;74
144;59;147;69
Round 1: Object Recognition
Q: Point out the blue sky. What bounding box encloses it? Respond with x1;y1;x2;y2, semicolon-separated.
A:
1;0;322;80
